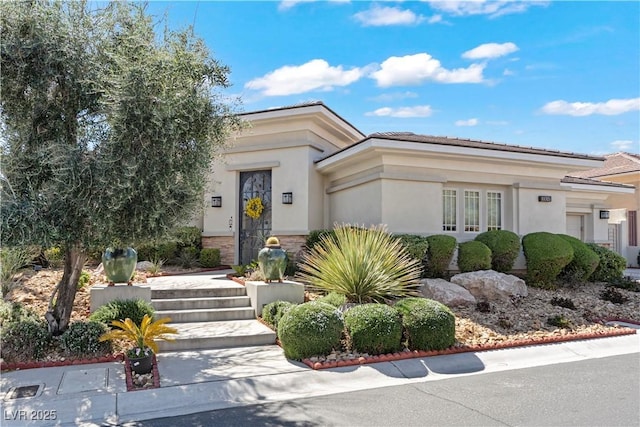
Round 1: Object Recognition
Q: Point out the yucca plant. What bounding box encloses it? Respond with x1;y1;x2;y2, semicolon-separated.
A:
99;314;178;357
297;224;422;303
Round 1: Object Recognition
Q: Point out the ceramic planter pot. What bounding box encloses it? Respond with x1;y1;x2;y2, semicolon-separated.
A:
128;353;153;375
258;237;287;283
102;247;137;284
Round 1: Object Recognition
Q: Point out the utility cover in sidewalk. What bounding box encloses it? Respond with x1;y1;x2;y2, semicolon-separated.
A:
58;368;108;394
4;384;43;400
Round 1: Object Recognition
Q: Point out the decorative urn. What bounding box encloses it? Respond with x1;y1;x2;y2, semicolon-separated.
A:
258;237;288;283
102;247;137;285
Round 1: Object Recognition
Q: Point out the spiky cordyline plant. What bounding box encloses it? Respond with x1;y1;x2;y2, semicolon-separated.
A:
99;314;177;355
297;225;423;303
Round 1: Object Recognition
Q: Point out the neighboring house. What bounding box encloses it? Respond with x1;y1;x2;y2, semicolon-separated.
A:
569;152;640;267
195;102;635;268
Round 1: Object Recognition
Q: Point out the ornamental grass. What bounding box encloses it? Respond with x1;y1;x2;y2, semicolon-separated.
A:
296;224;422;303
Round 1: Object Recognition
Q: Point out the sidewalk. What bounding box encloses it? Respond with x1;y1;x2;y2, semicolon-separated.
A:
1;333;638;426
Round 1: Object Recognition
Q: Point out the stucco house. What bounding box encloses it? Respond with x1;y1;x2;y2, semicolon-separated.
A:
194;102;636;269
568;152;640;266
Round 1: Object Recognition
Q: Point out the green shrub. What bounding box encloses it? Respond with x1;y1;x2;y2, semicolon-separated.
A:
0;300;39;327
136;240;179;263
261;300;296;332
44;246;64;268
394;297;456;351
522;232;574;289
77;270;91;289
277;301;344;360
284;250;297;277
424;235;457;278
199;248;221;268
344;303;402;355
1;246;39;295
394;234;429;261
475;230;521;272
297;225;422;303
60;321;112;357
587;243;626;282
176;247;200;268
305;229;337;251
457;240;492;273
174;226;202;251
557;235;600;284
89;299;155;326
317;291;348;308
0;319;51;362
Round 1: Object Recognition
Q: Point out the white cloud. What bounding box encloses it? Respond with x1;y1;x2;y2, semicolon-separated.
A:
503;68;514;76
428;14;443;24
366;105;433;118
245;59;364;96
455;118;479;126
427;1;549;19
462;42;519;60
370;53;485;87
611;140;634;151
279;0;349;11
354;5;425;26
540;98;640;116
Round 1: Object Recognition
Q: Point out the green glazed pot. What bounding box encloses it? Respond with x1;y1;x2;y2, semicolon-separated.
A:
102;247;137;283
258;244;287;283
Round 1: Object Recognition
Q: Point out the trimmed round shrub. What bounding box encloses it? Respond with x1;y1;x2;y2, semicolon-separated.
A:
317;291;347;308
60;321;112;357
89;298;155;326
587;243;626;282
557;235;600;284
174;226;202;251
394;297;456;351
475;230;521;273
424;235;457;278
261;300;296;332
200;248;221;268
344;303;402;355
0;319;51;362
277;301;344;360
395;234;429;261
522;232;574;290
457;240;492;273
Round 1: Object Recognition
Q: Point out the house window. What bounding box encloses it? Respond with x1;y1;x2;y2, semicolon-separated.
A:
464;190;480;232
442;189;457;231
487;191;502;230
629;210;637;246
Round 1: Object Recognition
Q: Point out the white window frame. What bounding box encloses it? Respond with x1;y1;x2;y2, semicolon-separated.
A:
442;189;457;232
486;191;503;231
463;189;481;233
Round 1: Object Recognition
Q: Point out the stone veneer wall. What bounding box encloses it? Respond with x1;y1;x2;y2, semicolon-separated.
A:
202;236;235;266
202;234;308;266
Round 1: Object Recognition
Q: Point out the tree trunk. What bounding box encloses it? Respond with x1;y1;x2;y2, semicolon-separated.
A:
45;243;87;335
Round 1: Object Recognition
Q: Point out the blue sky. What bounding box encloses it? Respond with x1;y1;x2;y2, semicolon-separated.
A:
148;1;640;156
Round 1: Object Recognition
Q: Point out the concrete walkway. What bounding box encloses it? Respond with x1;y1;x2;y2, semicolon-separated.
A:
1;271;639;426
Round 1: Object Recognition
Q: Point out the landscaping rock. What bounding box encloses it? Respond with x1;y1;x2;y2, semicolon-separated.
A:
419;278;477;307
136;261;155;272
451;270;528;302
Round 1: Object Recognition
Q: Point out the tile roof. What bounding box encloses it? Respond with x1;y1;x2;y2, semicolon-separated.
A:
569;152;640;178
561;175;634;189
361;132;603;160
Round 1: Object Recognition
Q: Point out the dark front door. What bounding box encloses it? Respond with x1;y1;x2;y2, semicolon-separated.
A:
239;170;272;264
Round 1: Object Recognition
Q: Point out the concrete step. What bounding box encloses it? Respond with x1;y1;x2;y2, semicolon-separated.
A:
151;296;252;311
151;286;246;299
155;307;256;323
157;319;277;351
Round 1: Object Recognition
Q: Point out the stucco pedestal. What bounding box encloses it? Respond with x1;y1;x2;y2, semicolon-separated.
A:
90;284;152;313
245;280;305;316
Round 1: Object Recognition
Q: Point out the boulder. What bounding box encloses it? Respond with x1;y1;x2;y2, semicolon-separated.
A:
450;270;527;302
136;261;155;272
419;278;477;307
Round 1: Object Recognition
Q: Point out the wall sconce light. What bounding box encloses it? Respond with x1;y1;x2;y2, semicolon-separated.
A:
282;192;293;205
211;196;222;208
599;210;610;219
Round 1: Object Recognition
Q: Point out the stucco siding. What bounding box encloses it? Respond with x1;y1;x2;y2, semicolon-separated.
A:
329;180;382;226
380;179;441;234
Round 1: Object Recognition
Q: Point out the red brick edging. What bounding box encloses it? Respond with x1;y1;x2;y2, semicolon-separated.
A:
301;325;638;370
0;353;124;372
124;353;161;392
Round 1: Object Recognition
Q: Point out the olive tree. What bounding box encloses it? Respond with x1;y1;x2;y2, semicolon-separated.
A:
0;1;240;334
